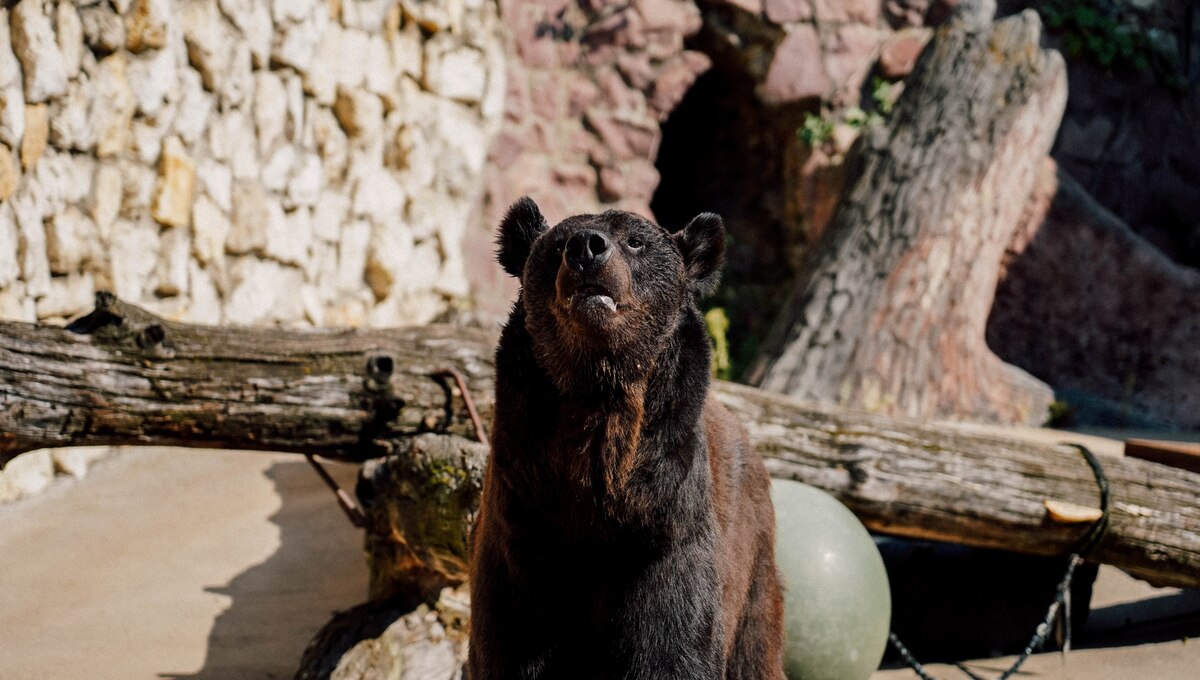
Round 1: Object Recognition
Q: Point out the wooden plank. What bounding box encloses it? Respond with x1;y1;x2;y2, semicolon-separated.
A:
1126;438;1200;474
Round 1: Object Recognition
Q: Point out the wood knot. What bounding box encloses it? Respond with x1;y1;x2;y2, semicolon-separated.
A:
366;354;395;383
136;324;166;349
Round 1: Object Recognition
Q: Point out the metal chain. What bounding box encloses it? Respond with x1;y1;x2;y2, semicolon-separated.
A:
889;443;1111;680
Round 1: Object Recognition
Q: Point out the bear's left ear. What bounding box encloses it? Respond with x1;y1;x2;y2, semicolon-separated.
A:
496;197;549;278
673;213;725;296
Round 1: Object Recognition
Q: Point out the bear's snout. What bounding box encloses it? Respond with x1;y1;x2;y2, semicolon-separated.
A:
564;229;612;273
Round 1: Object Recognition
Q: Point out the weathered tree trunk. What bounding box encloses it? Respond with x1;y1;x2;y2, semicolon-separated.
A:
2;293;1198;593
747;10;1064;426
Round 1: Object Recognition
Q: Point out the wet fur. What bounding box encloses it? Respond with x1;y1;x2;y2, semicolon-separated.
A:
469;200;785;679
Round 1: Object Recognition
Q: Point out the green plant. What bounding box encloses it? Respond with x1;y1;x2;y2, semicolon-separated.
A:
798;113;835;146
704;307;731;380
1038;0;1182;85
870;77;896;116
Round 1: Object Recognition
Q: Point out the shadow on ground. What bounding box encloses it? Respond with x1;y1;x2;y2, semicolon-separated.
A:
164;460;366;680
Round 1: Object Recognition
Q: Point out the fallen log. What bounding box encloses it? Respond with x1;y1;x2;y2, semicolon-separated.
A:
1;294;1197;590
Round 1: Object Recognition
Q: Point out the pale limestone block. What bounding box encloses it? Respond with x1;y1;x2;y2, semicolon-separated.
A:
389;21;423;80
36;271;95;319
217;41;255;108
11;0;69;103
0;450;54;502
398;0;464;33
224;257;306;325
0;203;20;287
32;150;94;206
333;87;383;141
272;0;317;24
219;0;272;66
182;0;235;91
262;144;297;193
352;165;405;224
310;106;348;183
173;69;214;145
126;45;177;116
305;25;342;105
125;0;171;53
11;192;51;297
185;260;222;323
437;99;488;174
325;296;367;327
191;194;230;266
264;202;311;265
287;152;322;208
365;35;397;103
405;187;450;241
480;42;507;123
91;163;123;239
20;103;49;171
45;207;101;274
336;28;370;92
195;159;232;212
94;53;136;157
228;180;269;254
300;284;324;325
306;238;338;290
312;190;349;242
273;2;329;72
435;251;469;297
152;137;197;227
392;239;440;294
336;219;370;292
49;79;95;152
78;3;126;55
385;123;435;190
423;36;485;104
0;144;18;201
51;447;110;479
364;220;414;300
155;225;191;297
56;1;84;80
285;71;305;144
369;289;445;327
108;219;160;301
0;280;35;321
341;0;391;31
254;69;289;156
118;159;158;219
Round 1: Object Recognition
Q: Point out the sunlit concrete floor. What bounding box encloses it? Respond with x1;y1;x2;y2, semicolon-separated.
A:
0;447;368;680
1;445;1196;680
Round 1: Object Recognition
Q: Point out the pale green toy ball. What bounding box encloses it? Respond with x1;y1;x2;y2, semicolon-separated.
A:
771;479;892;680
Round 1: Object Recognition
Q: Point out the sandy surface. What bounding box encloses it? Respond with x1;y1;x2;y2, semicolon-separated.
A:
0;448;367;680
1;444;1196;680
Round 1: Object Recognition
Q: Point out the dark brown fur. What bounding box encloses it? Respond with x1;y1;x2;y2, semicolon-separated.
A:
469;199;784;679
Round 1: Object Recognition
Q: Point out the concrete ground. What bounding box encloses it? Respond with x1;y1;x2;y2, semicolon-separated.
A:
1;444;1197;679
0;447;367;680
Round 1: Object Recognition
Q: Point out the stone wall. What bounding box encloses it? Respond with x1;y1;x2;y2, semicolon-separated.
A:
0;0;506;500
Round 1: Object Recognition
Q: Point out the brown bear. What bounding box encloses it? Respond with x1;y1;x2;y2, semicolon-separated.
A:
468;198;784;679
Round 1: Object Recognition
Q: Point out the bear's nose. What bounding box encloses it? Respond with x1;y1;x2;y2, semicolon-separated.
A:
564;229;612;273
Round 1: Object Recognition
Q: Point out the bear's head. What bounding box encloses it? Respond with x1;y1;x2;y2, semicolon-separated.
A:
497;197;724;394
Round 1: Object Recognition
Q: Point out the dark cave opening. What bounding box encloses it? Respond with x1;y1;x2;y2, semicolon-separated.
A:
651;39;810;381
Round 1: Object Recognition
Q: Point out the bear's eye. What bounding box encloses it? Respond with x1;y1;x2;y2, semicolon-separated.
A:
626;236;645;251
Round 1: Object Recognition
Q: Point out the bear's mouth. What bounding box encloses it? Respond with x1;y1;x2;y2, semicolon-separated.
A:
573;284;618;313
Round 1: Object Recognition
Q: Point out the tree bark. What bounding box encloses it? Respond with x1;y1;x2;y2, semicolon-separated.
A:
1;293;1198;591
747;10;1064;426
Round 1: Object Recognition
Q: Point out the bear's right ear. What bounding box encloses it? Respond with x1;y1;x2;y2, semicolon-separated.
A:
496;197;548;278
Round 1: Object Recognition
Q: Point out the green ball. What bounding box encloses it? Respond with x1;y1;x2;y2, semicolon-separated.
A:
771;479;891;680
